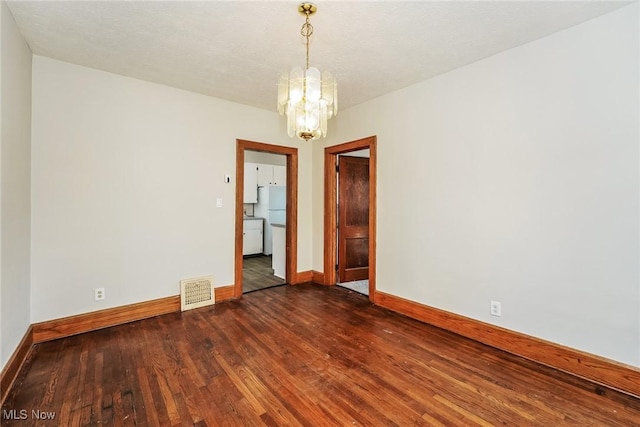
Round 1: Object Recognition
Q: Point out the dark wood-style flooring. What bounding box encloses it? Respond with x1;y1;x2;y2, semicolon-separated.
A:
3;284;640;426
242;255;284;293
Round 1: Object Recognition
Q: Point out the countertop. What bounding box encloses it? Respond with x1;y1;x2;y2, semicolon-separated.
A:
271;222;286;228
243;216;263;221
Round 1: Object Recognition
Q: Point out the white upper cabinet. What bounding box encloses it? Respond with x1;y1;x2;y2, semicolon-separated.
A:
257;164;287;187
257;164;272;187
272;165;286;186
244;162;258;203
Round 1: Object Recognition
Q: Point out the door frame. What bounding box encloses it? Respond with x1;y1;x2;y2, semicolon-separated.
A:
323;136;377;301
235;139;298;298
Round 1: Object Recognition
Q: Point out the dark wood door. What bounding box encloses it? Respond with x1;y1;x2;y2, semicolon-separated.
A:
338;155;369;282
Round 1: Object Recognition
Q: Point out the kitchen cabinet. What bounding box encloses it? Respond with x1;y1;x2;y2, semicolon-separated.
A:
243;218;263;255
244;162;258;203
273;165;286;186
257;164;286;186
257;164;272;187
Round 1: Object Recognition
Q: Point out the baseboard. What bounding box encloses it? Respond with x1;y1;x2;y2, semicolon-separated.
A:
294;270;313;284
214;285;235;302
1;325;34;406
374;290;640;398
3;285;234;402
312;270;325;284
32;296;181;343
31;283;239;344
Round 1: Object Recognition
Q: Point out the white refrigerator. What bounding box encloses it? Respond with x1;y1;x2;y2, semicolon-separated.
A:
255;186;286;255
267;186;286;225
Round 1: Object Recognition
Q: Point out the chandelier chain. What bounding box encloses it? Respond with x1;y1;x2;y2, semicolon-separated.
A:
301;15;313;70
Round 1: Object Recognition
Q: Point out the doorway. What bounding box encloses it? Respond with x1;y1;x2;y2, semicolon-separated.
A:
242;151;286;293
324;136;377;302
235;140;298;298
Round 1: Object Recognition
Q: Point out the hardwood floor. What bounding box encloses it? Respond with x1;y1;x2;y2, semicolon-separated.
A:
242;255;284;293
3;284;640;426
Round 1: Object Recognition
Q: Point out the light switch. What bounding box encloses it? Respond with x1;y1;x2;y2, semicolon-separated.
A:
224;174;231;183
216;198;223;208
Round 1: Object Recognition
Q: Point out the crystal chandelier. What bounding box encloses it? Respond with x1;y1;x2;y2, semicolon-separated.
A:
277;3;337;141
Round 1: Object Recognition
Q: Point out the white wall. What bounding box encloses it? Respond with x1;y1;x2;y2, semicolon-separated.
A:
31;56;312;323
245;151;286;166
315;4;639;367
1;0;32;368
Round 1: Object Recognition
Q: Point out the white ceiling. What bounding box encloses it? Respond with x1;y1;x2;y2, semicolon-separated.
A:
6;0;633;112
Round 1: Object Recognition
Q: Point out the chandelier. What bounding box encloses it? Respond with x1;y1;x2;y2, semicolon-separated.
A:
277;3;337;141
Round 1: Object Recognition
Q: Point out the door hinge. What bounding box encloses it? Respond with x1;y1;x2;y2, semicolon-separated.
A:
336;164;339;173
335;264;339;271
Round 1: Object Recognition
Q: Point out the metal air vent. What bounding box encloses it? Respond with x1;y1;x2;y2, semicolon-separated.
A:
180;275;214;311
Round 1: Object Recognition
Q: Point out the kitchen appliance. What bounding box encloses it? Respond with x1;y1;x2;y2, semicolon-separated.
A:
268;186;286;226
254;185;286;255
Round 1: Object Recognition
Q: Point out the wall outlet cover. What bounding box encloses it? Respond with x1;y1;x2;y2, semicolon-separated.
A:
490;300;501;317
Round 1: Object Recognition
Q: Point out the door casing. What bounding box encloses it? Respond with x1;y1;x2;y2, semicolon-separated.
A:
324;136;377;301
235;140;298;298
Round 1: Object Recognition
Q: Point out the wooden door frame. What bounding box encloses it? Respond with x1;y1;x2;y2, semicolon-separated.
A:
324;136;377;301
235;140;298;298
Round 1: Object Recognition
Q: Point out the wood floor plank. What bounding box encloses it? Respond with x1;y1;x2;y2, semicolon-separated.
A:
2;284;640;425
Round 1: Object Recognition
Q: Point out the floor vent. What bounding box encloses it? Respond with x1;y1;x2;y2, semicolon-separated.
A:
180;275;215;311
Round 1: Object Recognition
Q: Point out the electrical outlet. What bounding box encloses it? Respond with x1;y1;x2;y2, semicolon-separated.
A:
216;198;223;208
490;300;501;317
95;288;105;301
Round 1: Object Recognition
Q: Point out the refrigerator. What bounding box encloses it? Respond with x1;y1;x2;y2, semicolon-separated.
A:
254;186;286;255
267;186;286;226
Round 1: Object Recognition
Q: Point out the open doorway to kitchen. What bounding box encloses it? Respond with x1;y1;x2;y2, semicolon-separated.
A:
235;140;298;298
324;136;377;301
242;151;287;293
